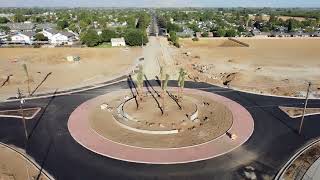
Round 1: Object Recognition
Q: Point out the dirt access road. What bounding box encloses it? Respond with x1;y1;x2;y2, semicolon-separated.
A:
142;36;178;80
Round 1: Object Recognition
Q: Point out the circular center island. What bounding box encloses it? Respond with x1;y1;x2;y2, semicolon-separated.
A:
68;87;254;164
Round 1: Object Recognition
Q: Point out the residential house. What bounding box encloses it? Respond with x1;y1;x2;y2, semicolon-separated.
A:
41;29;78;45
50;32;77;45
290;31;310;37
41;29;59;39
208;32;214;37
311;31;320;37
11;32;35;44
251;29;271;38
36;23;57;30
111;38;126;47
6;22;35;33
270;31;291;37
195;32;202;38
176;28;194;38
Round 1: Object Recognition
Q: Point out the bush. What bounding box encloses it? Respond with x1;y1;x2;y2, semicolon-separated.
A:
81;29;100;47
192;37;199;41
100;29;117;43
35;33;48;41
173;42;180;48
33;44;41;48
202;32;209;37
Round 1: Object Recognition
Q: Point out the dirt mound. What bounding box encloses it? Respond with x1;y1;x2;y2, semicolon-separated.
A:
219;40;247;47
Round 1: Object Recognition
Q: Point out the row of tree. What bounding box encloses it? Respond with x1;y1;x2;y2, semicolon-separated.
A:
80;28;148;47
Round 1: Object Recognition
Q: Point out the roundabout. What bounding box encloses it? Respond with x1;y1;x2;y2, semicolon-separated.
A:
68;87;254;164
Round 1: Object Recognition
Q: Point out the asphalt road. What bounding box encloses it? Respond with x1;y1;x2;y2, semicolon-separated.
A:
0;80;320;180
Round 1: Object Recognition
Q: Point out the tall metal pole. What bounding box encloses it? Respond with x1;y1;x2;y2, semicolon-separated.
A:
17;88;31;180
299;82;312;135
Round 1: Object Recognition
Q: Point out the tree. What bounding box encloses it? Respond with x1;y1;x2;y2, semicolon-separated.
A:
14;13;26;22
162;74;170;113
34;33;48;41
160;66;165;89
288;19;294;32
0;17;9;24
168;31;180;48
57;20;69;30
22;64;31;96
81;29;100;47
177;68;187;101
225;29;237;37
136;65;144;108
216;28;226;37
0;26;10;33
100;29;117;43
202;32;209;37
124;28;148;46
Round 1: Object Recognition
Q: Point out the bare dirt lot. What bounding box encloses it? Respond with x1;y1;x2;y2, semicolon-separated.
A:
0;144;50;180
0;48;141;101
175;38;320;97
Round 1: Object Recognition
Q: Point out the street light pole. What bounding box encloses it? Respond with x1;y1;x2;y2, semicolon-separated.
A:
17;88;31;180
299;82;312;135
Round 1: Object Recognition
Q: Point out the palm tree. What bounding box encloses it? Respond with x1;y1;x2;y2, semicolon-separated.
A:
162;74;169;113
22;64;31;96
160;66;165;89
136;65;144;108
178;68;187;100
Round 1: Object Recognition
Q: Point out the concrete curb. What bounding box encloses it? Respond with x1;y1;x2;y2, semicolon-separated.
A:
274;138;320;180
0;142;55;180
0;107;41;119
67;88;254;164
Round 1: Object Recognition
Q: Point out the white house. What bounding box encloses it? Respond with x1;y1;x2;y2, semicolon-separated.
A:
50;32;76;45
11;32;35;44
111;38;126;47
41;29;59;39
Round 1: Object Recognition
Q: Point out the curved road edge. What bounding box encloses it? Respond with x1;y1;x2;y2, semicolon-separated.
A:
3;56;143;103
274;138;320;180
0;142;55;180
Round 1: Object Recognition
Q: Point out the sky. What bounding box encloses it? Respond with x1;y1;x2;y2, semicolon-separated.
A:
0;0;319;8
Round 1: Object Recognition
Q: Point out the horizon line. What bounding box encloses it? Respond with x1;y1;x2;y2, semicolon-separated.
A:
1;6;320;9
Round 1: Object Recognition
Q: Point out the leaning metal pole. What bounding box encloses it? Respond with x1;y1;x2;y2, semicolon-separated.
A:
299;82;312;135
17;88;31;180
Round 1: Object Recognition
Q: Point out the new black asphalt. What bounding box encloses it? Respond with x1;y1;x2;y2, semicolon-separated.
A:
0;80;319;180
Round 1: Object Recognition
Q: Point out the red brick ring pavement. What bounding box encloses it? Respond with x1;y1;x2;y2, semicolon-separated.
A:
68;88;254;164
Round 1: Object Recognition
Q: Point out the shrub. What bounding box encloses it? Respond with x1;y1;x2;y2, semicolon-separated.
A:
192;37;199;41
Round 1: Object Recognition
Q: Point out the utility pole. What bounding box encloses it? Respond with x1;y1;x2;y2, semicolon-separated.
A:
299;82;312;135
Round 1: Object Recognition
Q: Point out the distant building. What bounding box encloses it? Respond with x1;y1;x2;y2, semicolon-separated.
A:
50;32;77;45
36;23;57;30
6;22;35;32
41;29;78;45
290;31;310;37
111;38;126;47
176;28;194;38
208;32;214;37
251;29;271;37
195;32;201;38
41;29;59;39
311;31;320;37
11;32;35;44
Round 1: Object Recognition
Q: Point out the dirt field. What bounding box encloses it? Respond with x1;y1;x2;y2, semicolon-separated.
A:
175;38;320;97
0;144;50;180
0;48;141;101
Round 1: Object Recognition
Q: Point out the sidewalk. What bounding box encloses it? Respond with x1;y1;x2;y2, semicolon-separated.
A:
303;157;320;180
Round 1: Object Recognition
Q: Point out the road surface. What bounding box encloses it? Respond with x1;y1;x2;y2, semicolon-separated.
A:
0;80;320;180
